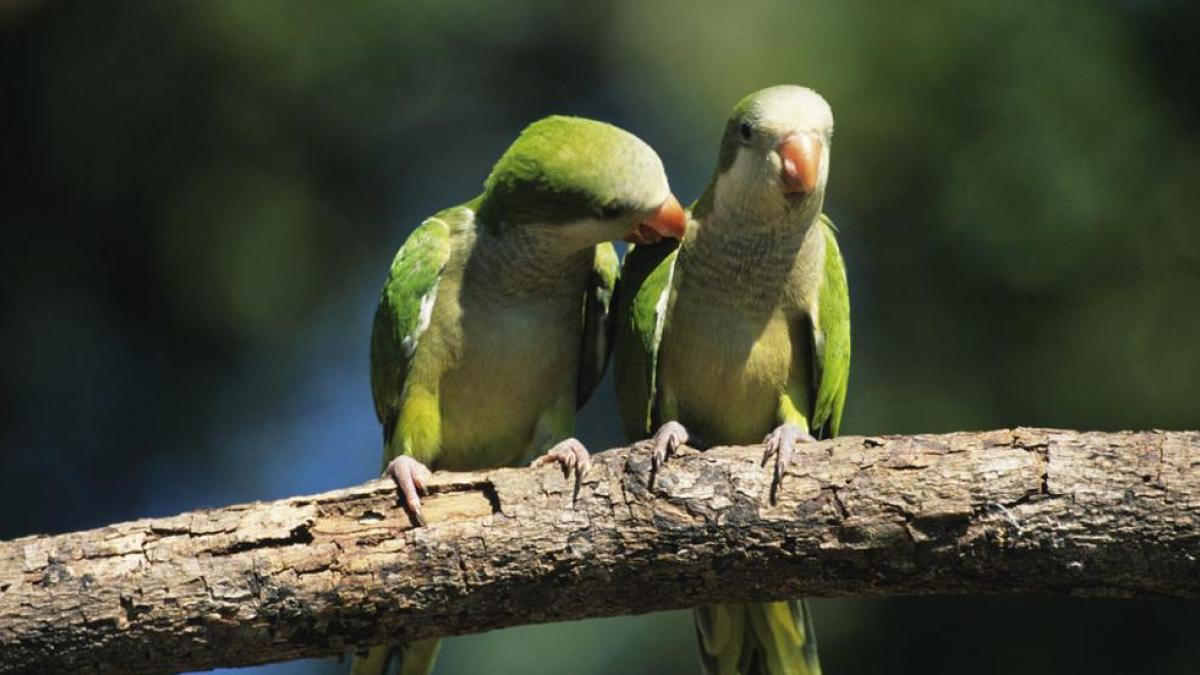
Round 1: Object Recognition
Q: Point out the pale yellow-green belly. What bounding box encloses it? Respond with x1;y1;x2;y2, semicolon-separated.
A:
435;310;577;471
659;306;795;446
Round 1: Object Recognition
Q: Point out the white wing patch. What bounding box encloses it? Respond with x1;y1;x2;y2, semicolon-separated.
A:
401;281;440;358
398;214;454;360
651;255;676;353
646;253;678;425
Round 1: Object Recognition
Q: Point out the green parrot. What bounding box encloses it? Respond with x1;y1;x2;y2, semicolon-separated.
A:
614;86;849;675
354;115;686;675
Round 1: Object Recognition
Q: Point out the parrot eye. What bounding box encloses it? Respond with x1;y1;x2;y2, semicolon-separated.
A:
599;203;624;219
737;121;753;142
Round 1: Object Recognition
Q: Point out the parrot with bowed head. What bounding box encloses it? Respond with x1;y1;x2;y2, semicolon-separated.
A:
615;86;849;675
354;115;686;675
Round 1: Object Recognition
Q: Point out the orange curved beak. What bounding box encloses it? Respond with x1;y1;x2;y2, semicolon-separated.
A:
625;194;687;245
779;134;821;195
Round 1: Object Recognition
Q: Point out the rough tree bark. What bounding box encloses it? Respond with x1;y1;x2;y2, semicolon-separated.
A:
1;428;1197;674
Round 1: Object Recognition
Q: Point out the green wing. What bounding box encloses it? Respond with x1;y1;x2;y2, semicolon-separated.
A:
369;212;456;446
613;239;679;441
810;215;851;438
575;242;620;408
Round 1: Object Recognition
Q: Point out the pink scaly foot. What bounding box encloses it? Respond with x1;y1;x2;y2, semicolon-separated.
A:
384;455;433;526
762;423;816;503
531;437;592;502
638;420;689;488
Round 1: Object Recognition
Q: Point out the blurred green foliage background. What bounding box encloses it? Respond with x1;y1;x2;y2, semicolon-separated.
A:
3;1;1199;673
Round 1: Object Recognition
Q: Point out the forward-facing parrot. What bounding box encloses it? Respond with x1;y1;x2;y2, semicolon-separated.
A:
355;115;686;675
614;86;849;675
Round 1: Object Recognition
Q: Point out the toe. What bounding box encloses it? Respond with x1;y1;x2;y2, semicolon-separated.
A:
531;448;561;469
412;470;430;494
652;438;670;467
415;462;433;482
572;445;591;476
385;457;431;526
774;449;792;484
399;477;425;526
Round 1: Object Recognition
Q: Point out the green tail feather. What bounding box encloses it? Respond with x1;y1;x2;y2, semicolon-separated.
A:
350;639;441;675
695;601;821;675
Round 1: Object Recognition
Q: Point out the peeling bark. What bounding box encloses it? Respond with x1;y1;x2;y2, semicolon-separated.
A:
1;428;1198;674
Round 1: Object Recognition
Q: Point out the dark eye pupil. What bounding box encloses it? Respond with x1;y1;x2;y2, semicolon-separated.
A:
738;121;753;140
600;204;622;218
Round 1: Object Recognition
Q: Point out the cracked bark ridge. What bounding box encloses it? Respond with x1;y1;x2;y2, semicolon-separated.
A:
2;428;1198;674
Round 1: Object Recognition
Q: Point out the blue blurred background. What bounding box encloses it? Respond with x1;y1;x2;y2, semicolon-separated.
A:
3;1;1199;673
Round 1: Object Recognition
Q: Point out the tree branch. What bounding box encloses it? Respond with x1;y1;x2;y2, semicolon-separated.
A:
2;428;1198;674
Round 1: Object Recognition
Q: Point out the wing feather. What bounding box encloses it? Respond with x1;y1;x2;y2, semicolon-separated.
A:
614;239;679;441
575;242;620;408
810;215;851;438
369;213;456;444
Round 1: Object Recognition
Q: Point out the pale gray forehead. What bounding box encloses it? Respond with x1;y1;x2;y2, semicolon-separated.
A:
746;85;833;134
615;132;670;206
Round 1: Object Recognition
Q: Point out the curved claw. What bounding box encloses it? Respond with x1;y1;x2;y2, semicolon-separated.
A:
762;424;816;503
531;437;591;503
641;421;689;488
384;456;433;526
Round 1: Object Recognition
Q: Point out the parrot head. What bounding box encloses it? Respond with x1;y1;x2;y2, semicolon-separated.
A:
706;85;833;224
479;115;686;249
